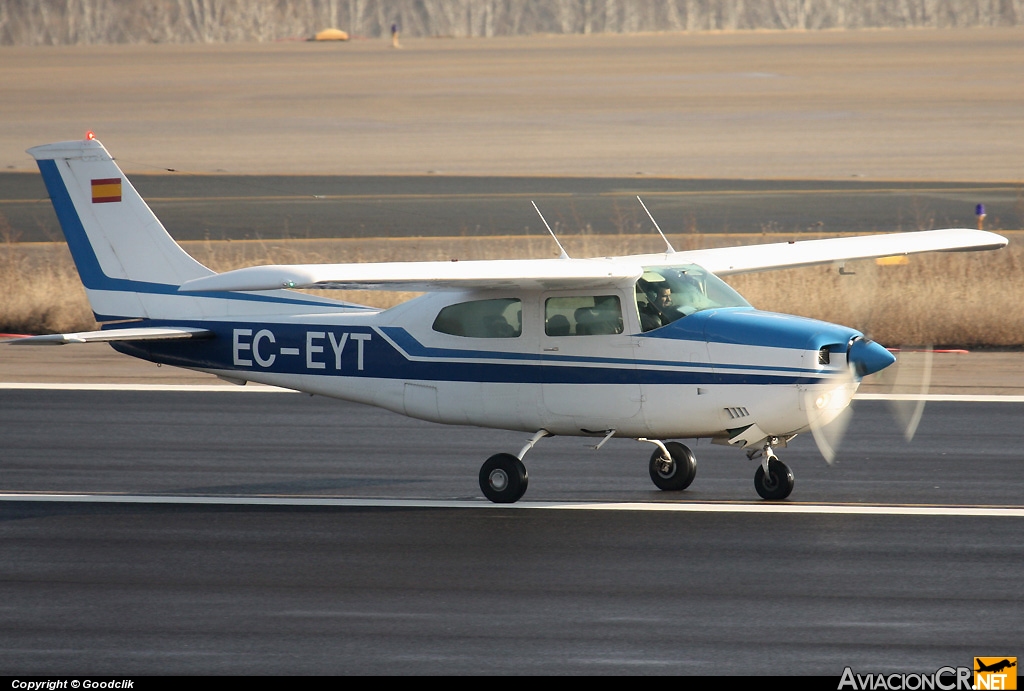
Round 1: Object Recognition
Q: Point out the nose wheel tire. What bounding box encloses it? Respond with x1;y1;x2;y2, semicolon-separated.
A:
480;453;529;503
648;441;697;491
754;459;794;500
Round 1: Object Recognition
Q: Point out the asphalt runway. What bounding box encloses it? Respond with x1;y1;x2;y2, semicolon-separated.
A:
2;390;1024;504
1;389;1021;674
2;171;1018;242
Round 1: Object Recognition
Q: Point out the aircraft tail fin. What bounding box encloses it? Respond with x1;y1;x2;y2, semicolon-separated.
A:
28;137;214;322
28;136;355;322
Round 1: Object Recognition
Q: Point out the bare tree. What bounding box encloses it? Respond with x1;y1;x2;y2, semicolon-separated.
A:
2;0;1022;45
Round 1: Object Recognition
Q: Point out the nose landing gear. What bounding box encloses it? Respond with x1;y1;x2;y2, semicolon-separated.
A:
750;438;795;500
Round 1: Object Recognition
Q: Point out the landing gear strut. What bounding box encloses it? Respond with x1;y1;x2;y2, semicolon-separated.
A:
751;438;794;500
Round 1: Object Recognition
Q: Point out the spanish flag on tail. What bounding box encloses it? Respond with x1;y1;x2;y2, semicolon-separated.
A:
91;177;121;203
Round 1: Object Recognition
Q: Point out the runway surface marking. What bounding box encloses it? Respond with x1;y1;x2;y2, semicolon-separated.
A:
3;382;1024;402
1;493;1022;517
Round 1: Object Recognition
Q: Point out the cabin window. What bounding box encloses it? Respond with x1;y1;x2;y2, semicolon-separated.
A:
636;263;751;331
432;298;522;338
545;296;623;336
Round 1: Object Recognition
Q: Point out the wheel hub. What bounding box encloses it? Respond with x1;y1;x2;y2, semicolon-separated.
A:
488;469;509;491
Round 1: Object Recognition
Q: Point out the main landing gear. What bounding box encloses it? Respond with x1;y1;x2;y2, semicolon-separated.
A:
645;440;697;491
478;430;549;503
749;438;795;501
479;453;529;504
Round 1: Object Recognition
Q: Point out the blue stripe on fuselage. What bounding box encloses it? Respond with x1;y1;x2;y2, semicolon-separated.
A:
113;320;839;387
380;326;822;376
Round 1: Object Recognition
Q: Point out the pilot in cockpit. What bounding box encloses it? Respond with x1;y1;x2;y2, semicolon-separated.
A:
639;283;677;331
654;286;673;310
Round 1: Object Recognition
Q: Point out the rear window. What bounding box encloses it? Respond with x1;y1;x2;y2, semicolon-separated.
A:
432;298;522;338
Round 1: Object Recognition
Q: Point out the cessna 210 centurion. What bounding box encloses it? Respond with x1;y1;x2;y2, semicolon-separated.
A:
11;137;1008;503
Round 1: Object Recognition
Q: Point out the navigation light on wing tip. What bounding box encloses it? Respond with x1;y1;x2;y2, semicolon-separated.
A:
85;131;96;140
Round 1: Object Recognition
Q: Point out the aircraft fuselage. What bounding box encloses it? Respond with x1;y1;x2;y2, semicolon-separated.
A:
115;287;874;445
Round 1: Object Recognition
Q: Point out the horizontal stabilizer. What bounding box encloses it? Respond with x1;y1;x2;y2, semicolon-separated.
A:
6;326;214;346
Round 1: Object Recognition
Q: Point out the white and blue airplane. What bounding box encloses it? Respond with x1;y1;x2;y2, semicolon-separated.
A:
11;136;1009;502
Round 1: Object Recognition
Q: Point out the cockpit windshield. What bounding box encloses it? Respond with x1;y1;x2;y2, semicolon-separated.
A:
636;263;751;332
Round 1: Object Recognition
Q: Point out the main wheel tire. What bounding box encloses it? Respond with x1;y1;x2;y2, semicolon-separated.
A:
648;441;697;491
479;453;529;503
754;458;795;500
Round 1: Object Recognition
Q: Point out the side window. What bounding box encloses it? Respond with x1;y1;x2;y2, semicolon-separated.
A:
432;298;521;338
545;296;623;336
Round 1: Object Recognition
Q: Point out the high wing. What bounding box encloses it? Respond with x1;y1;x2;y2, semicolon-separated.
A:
177;228;1007;292
7;326;213;346
669;228;1008;276
179;256;644;292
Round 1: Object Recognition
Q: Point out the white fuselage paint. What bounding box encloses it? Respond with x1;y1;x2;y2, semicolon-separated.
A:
127;288;860;445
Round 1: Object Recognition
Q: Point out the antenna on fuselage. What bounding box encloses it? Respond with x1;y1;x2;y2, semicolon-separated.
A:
532;201;570;259
637;196;676;254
